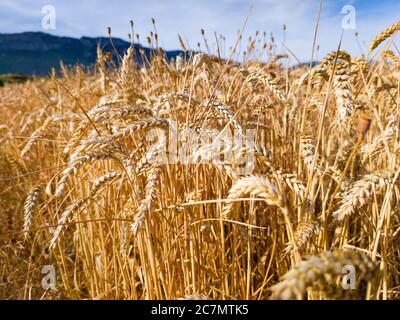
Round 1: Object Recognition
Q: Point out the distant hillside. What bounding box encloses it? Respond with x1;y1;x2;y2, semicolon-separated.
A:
0;32;185;76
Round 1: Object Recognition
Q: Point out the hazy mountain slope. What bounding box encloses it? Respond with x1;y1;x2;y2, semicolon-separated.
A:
0;32;184;75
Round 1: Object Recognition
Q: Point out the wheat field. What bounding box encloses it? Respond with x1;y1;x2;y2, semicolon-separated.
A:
1;21;400;300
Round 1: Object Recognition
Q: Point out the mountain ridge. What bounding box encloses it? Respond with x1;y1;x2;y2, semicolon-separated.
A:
0;31;184;75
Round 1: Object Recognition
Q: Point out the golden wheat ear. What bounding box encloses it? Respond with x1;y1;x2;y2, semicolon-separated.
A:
369;21;400;52
23;186;42;238
333;174;390;221
270;250;378;300
222;174;283;219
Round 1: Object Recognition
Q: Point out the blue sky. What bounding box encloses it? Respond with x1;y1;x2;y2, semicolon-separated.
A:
0;0;399;62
